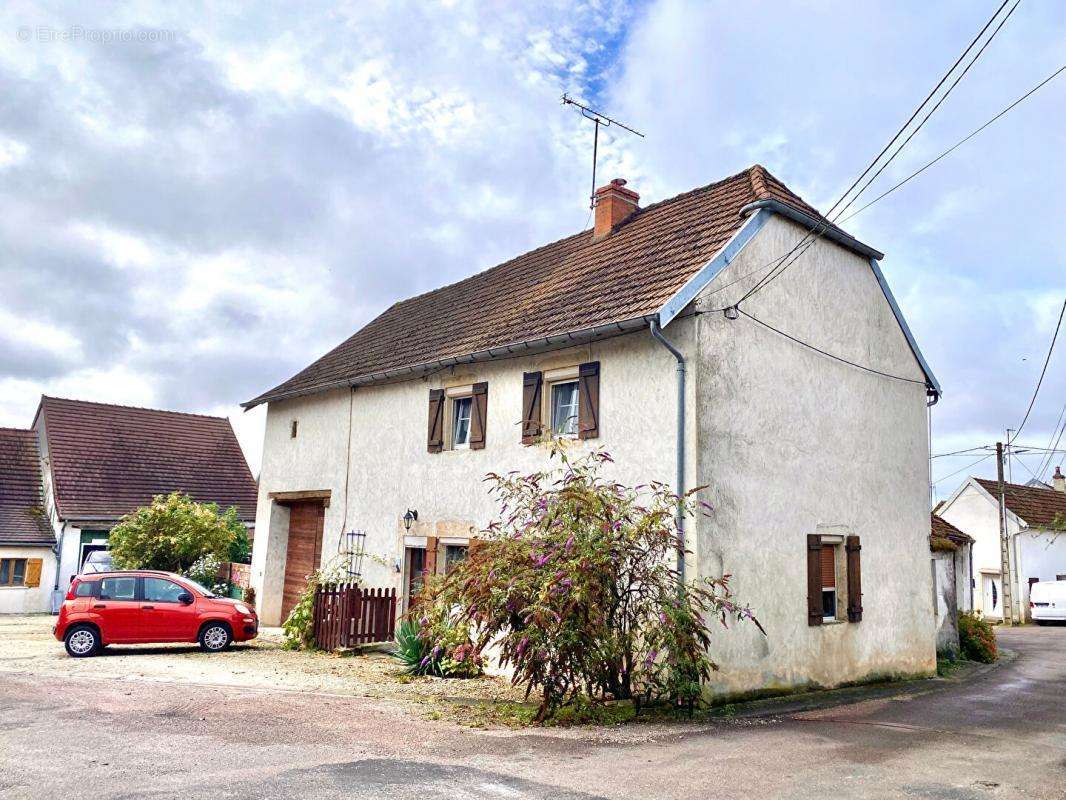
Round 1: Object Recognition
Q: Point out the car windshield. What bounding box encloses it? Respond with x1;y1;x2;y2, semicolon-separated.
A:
180;577;219;598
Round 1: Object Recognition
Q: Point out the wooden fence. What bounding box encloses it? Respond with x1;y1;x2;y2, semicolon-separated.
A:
312;583;397;651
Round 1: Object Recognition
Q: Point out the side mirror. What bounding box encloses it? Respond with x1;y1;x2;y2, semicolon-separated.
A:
178;592;194;605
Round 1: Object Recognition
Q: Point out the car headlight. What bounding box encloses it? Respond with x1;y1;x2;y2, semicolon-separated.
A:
234;603;251;615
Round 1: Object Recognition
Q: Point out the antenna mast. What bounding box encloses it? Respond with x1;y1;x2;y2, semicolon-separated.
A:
562;94;644;209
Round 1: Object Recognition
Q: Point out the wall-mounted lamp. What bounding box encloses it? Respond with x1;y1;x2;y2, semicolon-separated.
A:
403;509;419;532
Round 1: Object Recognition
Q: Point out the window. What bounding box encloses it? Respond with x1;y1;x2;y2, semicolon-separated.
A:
99;576;137;600
0;559;26;587
290;420;298;438
1057;574;1066;582
820;545;837;621
452;396;473;448
74;580;96;598
444;545;468;574
550;380;580;437
143;577;186;603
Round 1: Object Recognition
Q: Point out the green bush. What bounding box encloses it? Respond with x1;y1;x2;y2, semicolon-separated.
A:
421;445;762;721
109;492;245;574
229;527;251;564
958;612;997;663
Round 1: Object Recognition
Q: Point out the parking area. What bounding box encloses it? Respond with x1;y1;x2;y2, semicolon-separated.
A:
0;614;525;717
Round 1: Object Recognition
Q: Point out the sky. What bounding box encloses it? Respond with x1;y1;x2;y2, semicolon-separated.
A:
0;1;1063;501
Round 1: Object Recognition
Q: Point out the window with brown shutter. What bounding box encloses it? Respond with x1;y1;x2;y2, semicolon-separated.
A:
806;535;823;626
25;558;43;588
469;382;488;450
427;389;445;453
846;536;862;622
522;372;543;444
578;361;600;439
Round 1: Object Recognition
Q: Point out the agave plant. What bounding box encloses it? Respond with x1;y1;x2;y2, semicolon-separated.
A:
391;618;437;675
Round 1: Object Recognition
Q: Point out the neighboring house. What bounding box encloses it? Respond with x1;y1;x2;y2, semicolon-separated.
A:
2;396;259;613
937;468;1066;623
0;429;55;614
246;165;942;697
930;513;974;654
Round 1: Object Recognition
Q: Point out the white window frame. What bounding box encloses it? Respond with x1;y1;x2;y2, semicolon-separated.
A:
820;536;844;623
444;385;474;450
543;367;581;440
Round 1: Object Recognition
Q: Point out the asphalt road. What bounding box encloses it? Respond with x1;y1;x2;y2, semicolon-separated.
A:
1;626;1064;799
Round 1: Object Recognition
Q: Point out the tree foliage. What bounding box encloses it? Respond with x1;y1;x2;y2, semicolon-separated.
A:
108;492;245;574
421;447;762;720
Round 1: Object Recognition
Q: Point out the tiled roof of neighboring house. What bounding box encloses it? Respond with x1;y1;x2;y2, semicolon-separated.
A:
974;478;1066;529
0;428;54;546
930;513;973;551
246;165;850;408
39;397;258;522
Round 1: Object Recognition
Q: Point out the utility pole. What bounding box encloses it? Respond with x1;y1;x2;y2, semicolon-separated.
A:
996;442;1015;626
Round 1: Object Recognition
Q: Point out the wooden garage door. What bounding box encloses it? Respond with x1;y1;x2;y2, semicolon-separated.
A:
281;501;325;621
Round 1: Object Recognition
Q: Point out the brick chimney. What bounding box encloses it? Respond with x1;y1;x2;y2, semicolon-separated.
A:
1053;466;1065;493
593;178;639;240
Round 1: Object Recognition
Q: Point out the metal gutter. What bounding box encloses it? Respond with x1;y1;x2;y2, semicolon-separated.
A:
658;207;772;327
243;316;656;409
649;318;686;585
739;199;885;261
867;257;942;399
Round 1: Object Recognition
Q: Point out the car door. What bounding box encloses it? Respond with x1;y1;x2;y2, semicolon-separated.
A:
141;576;198;641
94;576;144;642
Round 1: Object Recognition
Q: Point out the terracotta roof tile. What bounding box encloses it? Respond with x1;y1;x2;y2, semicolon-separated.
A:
246;165;835;407
974;478;1066;529
0;428;53;546
41;397;258;522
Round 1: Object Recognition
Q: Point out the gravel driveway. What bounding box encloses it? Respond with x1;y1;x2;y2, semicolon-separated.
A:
2;618;1065;799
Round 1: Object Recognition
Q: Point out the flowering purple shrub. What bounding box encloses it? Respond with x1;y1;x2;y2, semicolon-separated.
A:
422;445;762;720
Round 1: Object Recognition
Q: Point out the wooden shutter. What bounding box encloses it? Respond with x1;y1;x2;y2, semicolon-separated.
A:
806;534;823;626
469;382;488;450
425;536;439;575
521;372;543;444
25;558;43;588
578;361;600;440
427;389;445;453
846;535;862;623
820;546;835;588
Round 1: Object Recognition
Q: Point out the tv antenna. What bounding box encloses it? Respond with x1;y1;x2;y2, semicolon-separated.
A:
562;94;644;209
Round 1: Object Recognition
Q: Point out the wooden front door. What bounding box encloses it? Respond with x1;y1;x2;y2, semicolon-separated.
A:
281;501;325;621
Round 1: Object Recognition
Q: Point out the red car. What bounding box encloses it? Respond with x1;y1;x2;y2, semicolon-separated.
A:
54;570;258;657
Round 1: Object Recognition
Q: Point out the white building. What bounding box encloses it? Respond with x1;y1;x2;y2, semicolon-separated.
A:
0;397;258;613
246;166;943;697
937;470;1066;623
929;513;974;654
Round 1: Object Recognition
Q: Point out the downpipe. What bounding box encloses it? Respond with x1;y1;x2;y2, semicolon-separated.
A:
649;318;686;586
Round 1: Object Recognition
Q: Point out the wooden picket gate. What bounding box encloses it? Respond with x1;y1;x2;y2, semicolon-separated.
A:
312;583;397;651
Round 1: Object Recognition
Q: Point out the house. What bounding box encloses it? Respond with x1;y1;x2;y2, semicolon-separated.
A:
0;397;259;613
246;165;942;696
937;469;1066;623
930;513;974;654
0;429;55;614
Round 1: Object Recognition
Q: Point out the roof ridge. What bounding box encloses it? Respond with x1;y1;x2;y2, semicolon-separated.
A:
747;163;771;200
975;476;1063;495
41;395;230;422
0;426;34;434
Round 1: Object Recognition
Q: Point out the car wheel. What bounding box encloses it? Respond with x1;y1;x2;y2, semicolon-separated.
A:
64;625;101;658
199;622;233;653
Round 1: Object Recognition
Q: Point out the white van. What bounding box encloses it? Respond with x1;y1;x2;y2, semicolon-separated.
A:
1029;580;1066;623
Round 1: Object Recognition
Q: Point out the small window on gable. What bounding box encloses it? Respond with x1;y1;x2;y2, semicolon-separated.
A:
452;396;473;449
821;544;838;621
806;534;862;626
290;420;298;439
550;380;580;438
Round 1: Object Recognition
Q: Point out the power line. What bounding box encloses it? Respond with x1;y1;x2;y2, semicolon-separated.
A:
934;452;995;485
1039;411;1066;478
839;64;1066;224
823;0;1011;221
737;308;926;385
734;0;1021;308
932;446;994;458
1009;298;1066;444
